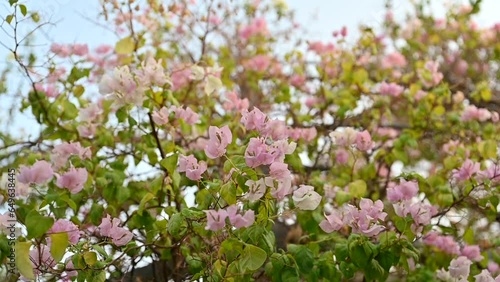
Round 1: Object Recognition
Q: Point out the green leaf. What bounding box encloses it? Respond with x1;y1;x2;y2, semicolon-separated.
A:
432;105;446;116
19;4;27;16
26;210;54;239
480;88;492;101
348;180;367;198
160;153;178;176
73;85;85;97
220;182;236;205
87;270;106;282
219;238;244;262
181;208;205;220
62;100;78;120
353;69;368;84
167;213;186;239
138;192;155;216
339;261;356;279
6;14;13;24
335;190;353;205
478;140;497;159
288;244;314;274
16;241;35;280
84;251;98;266
350;242;370;268
240;244;267;271
50;232;69;262
93;245;108;259
115;36;135;54
335;243;349;261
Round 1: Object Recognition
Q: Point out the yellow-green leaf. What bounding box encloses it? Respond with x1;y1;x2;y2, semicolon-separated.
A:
138;192;155;216
6;14;14;24
480;88;492;101
478;140;497;159
16;241;35;280
19;4;27;16
84;251;98;266
348;180;367;198
115;37;135;55
432;105;446;116
50;232;69;262
73;85;85;97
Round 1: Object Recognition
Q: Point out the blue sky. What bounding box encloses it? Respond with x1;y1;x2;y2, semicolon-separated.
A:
5;0;500;49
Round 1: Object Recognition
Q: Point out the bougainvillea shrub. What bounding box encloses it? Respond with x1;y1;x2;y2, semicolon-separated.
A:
0;0;499;281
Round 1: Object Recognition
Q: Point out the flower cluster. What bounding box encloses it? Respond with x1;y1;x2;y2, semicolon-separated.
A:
99;57;171;106
204;205;255;231
152;105;199;125
320;198;387;237
178;155;207;181
98;215;134;246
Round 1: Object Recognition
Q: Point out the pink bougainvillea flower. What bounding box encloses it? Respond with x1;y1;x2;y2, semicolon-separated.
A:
381;52;407;69
241;107;267;131
52;142;91;168
34;83;60;98
204;125;232;159
474;269;497;282
79;104;102;123
270;178;292;200
329;128;358;147
178;154;207;181
77;123;97;138
72;43;89;56
226;205;255;228
152;107;170;125
419;60;444;88
461;245;484;262
448;256;472;280
319;210;344;233
239;17;269;40
269;139;296;163
99;215;133;246
98;66;144;106
387;180;419;202
18;160;54;185
423;232;461;255
461;105;492;122
335;149;349;164
204;209;228;231
171;67;192;91
136;57;170;87
172;106;199;125
244;138;274;168
223;91;249;112
50;43;71;57
260;119;288;140
452;159;480;181
269;162;291;181
355;130;373;151
48;219;82;245
56;167;88;194
292;185;322;210
30;244;56;273
308;41;335;55
244;55;272;72
379;82;404;97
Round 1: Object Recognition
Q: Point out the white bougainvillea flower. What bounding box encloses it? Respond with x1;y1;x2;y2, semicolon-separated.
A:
292;185;322;210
